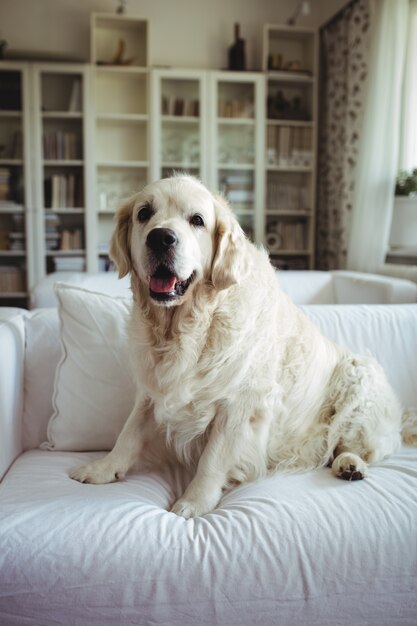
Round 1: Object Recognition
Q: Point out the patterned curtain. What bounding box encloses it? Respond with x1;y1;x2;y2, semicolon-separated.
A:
316;0;370;270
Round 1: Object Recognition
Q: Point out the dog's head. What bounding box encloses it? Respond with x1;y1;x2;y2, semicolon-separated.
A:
110;175;248;307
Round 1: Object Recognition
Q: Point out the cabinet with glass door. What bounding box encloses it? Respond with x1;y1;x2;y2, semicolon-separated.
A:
209;71;265;244
150;68;208;183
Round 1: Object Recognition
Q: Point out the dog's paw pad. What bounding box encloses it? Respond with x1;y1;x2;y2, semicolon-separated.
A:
339;464;365;481
332;453;367;482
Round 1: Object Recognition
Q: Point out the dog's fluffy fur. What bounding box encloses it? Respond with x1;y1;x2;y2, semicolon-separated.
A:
70;175;412;518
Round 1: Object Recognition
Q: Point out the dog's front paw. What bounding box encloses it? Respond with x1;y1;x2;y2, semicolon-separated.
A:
171;498;207;519
171;487;221;518
70;458;125;485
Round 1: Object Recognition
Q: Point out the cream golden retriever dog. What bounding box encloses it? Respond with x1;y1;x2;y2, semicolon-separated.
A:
71;174;411;518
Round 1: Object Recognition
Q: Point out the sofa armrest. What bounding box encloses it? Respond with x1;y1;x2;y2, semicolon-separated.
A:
333;271;417;304
0;308;27;481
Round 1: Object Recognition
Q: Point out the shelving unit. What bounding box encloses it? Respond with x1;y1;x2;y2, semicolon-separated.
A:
0;19;321;304
263;25;317;269
150;68;208;182
210;71;265;243
32;63;94;278
0;62;33;306
91;14;150;270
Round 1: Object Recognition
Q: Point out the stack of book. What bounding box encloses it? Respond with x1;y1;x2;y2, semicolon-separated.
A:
45;213;61;250
221;174;254;211
53;256;85;272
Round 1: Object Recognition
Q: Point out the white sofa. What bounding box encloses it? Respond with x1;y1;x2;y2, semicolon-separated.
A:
29;269;417;307
1;292;417;625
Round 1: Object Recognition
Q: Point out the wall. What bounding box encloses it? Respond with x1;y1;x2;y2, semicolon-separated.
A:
0;0;348;71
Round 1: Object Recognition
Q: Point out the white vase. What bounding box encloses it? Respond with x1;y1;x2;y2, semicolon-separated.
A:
389;197;417;249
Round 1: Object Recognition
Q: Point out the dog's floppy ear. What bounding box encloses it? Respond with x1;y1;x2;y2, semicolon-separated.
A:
109;198;134;278
211;194;248;291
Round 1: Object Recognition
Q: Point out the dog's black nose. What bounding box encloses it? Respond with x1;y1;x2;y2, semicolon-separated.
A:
146;228;178;253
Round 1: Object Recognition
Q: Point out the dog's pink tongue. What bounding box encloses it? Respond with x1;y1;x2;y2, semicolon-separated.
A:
149;275;176;293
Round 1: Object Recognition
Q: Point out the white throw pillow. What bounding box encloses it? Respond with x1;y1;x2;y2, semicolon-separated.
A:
43;283;136;451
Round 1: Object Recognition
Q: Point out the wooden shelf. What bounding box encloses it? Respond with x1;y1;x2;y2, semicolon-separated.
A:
0;111;22;117
97;160;149;168
266;210;311;217
46;249;86;257
267;165;313;173
217;118;255;125
43;159;84;167
162;115;199;124
0;250;26;257
267;119;313;126
97;113;148;122
0;204;24;213
267;71;314;84
0;292;27;299
42;111;83;119
0;159;24;166
218;163;255;171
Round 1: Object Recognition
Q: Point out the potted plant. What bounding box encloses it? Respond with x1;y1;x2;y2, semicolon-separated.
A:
395;168;417;196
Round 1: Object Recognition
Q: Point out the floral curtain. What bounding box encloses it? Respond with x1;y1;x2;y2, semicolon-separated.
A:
315;0;370;270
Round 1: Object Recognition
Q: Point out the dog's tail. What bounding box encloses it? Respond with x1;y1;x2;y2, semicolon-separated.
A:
402;408;417;445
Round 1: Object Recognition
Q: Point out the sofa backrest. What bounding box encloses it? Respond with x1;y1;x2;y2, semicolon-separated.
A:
21;303;417;451
30;270;417;308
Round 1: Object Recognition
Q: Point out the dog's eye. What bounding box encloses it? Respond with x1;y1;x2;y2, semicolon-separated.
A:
190;214;205;228
137;204;153;223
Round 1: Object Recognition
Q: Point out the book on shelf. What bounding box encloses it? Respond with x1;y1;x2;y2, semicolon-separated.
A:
266;125;313;167
0;265;26;292
0;168;11;201
60;229;83;251
68;79;82;113
43;131;82;160
267;178;309;212
44;174;83;209
161;96;199;117
218;99;254;119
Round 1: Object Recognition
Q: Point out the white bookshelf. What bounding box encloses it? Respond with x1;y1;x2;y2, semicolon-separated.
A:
263;24;317;269
0;61;34;305
0;20;321;302
90;13;150;270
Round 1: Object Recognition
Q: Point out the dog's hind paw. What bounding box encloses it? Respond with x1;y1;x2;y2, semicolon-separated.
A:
332;452;367;481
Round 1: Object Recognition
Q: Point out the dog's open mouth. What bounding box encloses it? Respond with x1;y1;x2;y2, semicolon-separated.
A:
149;265;195;302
